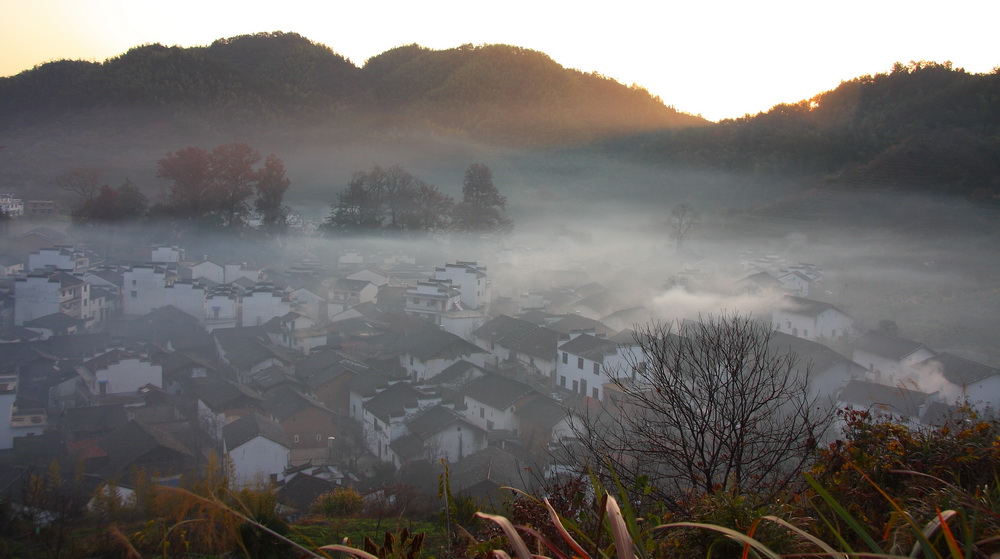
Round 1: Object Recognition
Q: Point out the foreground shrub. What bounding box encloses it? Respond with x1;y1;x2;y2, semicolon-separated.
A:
311;487;364;517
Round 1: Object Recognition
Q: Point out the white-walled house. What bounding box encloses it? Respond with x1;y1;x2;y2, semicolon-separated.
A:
361;382;438;466
471;315;539;368
14;272;91;326
772;296;856;341
396;326;487;382
460;373;535;434
84;349;162;397
328;278;378;316
432;261;490;310
556;330;641;401
394;405;487;464
777;271;814;297
205;286;239;332
151;246;184;263
189;259;225;284
27;246;88;273
242;284;291;327
223;413;290;487
850;330;937;386
404;280;461;325
769;332;867;405
1;376;47;449
909;352;1000;408
346;266;390;287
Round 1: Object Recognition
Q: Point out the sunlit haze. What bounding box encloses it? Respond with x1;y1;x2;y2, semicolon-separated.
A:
2;0;997;121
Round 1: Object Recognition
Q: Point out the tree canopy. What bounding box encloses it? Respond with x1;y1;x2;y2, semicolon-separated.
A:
451;163;512;234
154;143;291;231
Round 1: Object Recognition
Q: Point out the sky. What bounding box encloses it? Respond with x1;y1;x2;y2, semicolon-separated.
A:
2;1;997;122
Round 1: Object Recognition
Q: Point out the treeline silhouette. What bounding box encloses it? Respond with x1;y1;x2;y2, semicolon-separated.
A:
0;32;703;145
619;61;1000;196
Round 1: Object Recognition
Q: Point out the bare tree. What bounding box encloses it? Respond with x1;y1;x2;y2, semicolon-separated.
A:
570;313;831;511
56;166;107;202
668;202;699;249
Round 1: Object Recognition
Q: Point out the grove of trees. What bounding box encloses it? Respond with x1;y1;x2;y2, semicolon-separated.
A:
321;163;511;236
153;143;291;231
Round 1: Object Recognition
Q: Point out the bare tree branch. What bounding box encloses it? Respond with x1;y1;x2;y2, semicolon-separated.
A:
567;313;833;512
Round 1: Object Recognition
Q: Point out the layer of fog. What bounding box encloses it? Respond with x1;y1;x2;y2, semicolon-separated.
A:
5;117;1000;365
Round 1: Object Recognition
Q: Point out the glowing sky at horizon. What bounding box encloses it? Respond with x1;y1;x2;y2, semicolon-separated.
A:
2;1;997;121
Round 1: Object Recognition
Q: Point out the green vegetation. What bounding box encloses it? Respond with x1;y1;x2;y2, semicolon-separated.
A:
0;33;701;146
3;409;998;557
321;162;510;237
626;61;1000;197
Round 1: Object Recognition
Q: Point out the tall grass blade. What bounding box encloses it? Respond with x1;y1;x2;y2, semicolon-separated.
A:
803;472;883;554
605;495;635;559
653;522;782;559
318;544;381;559
542;497;591;559
846;466;943;559
476;511;535;559
758;515;845;558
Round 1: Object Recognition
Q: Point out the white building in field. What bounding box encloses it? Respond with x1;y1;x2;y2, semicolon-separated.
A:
772;296;856;341
556;330;641;401
0;376;46;450
850;330;937;386
223;413;290;487
241;284;291;327
0;194;24;217
27;246;89;273
14;272;91;326
151;246;184;263
84;348;162;397
205;286;240;332
123;265;206;322
404;280;461;325
433;261;490;310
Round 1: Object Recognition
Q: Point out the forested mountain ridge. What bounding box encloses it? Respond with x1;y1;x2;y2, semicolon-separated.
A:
616;62;1000;196
0;32;704;145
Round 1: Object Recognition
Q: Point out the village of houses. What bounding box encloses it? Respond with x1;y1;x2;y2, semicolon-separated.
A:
0;223;998;515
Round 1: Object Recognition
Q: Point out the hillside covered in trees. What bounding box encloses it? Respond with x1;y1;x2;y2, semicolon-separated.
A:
616;62;1000;197
0;31;703;146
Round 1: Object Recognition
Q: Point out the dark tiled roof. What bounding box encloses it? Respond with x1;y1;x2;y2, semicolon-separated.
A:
389;433;426;461
278;473;336;511
509;327;560;360
363;382;424;423
918;352;1000;386
558;333;619;362
771;332;862;374
462;373;535;411
97;419;193;471
63;404;128;435
472;315;538;345
263;385;335;422
851;330;932;361
450;446;526;495
426;360;485;386
779;296;847;318
191;377;263;412
838;380;929;417
407;405;463;439
515;395;568;428
24;312;86;331
391;325;485;361
547;315;615;337
223;413;290;450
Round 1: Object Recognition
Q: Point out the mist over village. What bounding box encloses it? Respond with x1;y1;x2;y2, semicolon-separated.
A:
1;27;999;559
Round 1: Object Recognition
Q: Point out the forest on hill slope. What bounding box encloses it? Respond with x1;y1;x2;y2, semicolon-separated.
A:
0;31;703;146
611;61;1000;198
